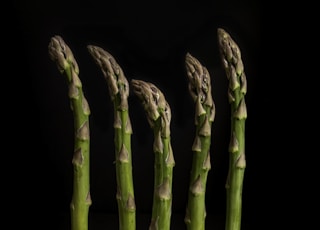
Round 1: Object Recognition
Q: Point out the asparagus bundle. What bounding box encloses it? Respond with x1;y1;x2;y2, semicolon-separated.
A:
131;79;175;230
184;53;215;230
87;45;136;230
48;35;92;230
217;28;247;230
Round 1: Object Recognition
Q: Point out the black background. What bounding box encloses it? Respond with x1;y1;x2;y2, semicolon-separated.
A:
8;0;293;229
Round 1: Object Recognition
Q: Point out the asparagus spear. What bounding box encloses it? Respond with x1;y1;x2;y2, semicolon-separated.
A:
131;79;175;230
184;53;215;230
87;45;136;230
217;28;247;230
48;35;92;230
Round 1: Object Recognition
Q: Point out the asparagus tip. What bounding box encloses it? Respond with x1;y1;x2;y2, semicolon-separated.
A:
131;79;168;123
48;35;78;74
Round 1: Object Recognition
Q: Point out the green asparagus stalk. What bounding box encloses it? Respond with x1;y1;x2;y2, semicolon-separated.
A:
87;45;136;230
217;28;247;230
48;35;92;230
184;53;215;230
131;79;175;230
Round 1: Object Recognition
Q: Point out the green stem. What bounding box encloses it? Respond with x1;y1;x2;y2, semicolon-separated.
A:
184;53;215;230
217;28;247;230
87;45;136;230
131;79;175;230
48;36;92;230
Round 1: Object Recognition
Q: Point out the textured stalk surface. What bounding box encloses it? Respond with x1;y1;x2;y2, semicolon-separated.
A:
131;79;175;230
48;35;92;230
184;53;215;230
217;28;247;230
87;45;136;230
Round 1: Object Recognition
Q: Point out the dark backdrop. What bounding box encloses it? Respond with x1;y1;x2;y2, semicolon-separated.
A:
10;0;269;229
